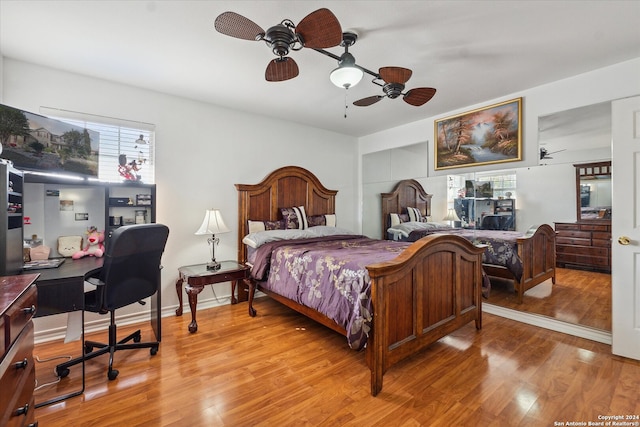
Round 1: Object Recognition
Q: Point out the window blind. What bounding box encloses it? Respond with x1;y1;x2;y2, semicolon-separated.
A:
40;107;155;184
476;171;516;199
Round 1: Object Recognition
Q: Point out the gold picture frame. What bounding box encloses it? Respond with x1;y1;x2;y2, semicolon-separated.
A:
435;97;522;170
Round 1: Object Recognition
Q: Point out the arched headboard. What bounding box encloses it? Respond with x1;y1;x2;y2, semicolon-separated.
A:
235;166;338;263
380;179;432;238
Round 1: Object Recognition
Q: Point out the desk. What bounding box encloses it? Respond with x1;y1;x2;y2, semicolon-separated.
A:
175;261;249;333
28;256;161;406
33;256;161;340
33;257;102;317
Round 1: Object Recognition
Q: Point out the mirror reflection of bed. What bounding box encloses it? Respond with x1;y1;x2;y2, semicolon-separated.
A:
362;102;613;336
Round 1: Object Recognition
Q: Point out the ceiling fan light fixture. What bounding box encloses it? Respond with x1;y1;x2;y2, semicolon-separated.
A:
330;65;364;89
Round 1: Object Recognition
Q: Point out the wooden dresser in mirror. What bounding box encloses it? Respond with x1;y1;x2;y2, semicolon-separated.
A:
555;161;612;272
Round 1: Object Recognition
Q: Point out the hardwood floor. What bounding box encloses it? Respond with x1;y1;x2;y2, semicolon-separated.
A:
486;267;612;331
34;297;638;426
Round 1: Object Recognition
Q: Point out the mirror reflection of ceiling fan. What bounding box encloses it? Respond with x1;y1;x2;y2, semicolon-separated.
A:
539;147;567;160
213;9;437;108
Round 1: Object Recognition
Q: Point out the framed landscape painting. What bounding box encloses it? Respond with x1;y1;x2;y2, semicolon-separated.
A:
435;98;522;170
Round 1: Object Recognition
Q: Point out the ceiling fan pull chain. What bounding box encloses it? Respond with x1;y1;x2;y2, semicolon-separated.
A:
344;87;349;118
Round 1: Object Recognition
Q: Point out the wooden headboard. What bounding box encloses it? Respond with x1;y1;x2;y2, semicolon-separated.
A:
380;179;432;239
235;166;338;263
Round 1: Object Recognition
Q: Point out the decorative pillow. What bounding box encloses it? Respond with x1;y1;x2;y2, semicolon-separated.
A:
390;213;401;227
280;206;308;230
30;245;51;260
407;207;422;222
389;213;410;227
247;219;285;234
58;235;83;257
307;214;337;227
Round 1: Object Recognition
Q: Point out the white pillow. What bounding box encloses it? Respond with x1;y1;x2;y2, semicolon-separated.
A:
247;220;266;233
407;207;422;222
242;229;315;249
390;213;402;227
324;214;336;227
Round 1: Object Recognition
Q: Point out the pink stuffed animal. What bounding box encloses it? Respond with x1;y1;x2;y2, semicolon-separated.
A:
72;226;105;259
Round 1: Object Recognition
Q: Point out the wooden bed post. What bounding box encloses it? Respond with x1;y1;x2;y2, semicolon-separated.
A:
367;274;386;396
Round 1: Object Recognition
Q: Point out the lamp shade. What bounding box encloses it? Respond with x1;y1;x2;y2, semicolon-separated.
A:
442;208;460;222
195;209;230;235
330;66;364;89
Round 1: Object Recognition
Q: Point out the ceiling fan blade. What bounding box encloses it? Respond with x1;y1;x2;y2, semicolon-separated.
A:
403;87;437;106
214;12;265;41
539;148;548;160
353;96;384;107
265;57;299;82
379;67;412;84
296;8;342;48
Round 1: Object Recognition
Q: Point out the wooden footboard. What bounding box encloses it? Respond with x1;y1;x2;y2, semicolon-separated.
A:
366;233;485;396
483;224;556;303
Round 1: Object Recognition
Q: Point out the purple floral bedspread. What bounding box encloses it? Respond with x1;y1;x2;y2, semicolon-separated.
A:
407;228;523;281
250;235;410;350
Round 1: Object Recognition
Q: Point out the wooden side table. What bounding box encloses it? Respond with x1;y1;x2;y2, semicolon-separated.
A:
175;261;249;333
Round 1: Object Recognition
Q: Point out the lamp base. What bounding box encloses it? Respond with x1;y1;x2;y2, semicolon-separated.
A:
206;260;221;271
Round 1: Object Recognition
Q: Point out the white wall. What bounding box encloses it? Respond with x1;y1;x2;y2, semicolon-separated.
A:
2;59;358;336
359;58;640;233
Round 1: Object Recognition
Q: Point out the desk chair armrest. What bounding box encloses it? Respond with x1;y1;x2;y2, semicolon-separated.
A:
86;277;105;287
84;269;107;313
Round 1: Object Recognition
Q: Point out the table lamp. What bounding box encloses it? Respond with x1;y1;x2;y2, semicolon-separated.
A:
195;209;230;270
443;208;460;227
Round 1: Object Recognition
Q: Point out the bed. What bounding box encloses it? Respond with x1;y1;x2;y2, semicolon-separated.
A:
236;166;485;396
381;179;556;304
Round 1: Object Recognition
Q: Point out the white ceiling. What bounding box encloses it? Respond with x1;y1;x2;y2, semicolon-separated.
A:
1;1;639;137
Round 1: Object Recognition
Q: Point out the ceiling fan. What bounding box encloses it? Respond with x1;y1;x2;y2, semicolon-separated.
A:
214;9;437;108
214;8;342;82
352;67;437;107
540;147;567;160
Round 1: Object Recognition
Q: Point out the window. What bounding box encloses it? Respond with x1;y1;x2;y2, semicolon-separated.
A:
476;170;516;199
40;107;155;183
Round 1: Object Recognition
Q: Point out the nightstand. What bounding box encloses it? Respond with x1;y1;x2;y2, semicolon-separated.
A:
175;261;249;333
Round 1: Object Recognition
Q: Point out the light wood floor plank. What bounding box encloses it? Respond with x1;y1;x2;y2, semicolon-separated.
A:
34;297;638;426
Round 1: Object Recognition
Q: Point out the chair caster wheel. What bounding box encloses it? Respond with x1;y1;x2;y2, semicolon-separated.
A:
84;345;93;354
56;367;70;378
108;369;119;380
133;332;141;343
150;346;158;356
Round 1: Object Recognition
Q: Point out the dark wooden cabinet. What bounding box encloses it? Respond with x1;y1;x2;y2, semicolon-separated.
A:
1;274;38;427
556;161;612;273
555;221;611;272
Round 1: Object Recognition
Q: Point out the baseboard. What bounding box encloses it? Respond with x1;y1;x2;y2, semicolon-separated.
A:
483;303;612;345
34;294;236;344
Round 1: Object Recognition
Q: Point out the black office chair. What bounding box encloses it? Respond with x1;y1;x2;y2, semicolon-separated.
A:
500;215;514;230
56;223;169;381
480;215;502;230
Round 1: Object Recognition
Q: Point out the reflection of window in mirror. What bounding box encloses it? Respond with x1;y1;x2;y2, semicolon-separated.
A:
476;171;517;200
447;170;516;230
